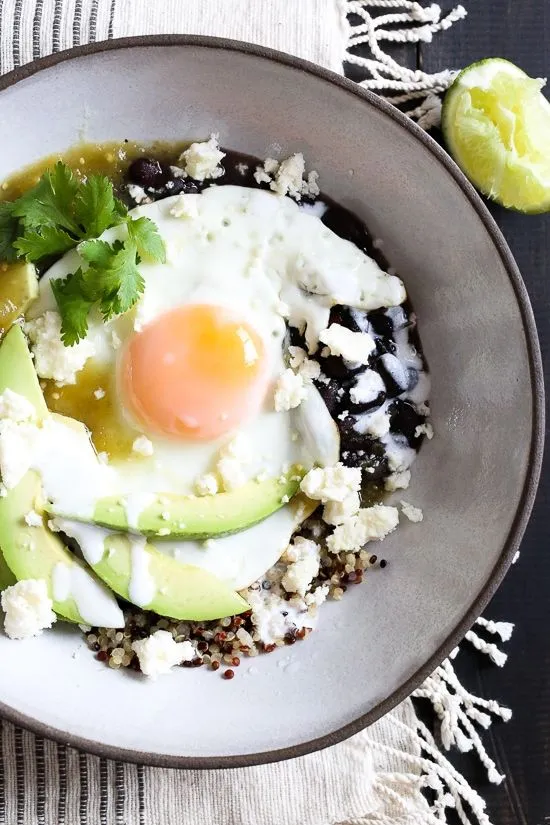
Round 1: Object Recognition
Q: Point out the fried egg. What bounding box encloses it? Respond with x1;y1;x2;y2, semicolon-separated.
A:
27;185;405;588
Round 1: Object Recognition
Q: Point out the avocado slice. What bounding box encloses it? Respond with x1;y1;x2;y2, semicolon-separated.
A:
48;472;303;539
0;473;124;626
0;262;38;339
68;530;248;620
0;322;47;414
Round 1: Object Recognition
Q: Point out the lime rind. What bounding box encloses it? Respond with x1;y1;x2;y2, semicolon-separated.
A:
442;58;550;213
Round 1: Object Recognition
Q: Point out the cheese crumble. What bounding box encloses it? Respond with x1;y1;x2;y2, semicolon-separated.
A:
24;311;95;385
1;579;56;640
132;630;195;678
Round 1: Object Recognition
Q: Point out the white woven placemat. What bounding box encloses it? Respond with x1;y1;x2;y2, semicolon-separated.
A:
0;3;513;824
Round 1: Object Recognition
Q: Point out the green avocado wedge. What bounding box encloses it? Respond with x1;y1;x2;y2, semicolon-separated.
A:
47;471;304;539
0;323;47;414
84;533;249;620
0;472;124;626
0;325;124;625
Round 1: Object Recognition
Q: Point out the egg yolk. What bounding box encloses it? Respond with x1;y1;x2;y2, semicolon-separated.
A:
121;305;269;440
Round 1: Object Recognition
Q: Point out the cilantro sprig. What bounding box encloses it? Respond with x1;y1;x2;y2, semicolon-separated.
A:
0;162;166;345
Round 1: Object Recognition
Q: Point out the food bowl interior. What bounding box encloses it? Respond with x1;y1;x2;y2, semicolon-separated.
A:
0;41;541;766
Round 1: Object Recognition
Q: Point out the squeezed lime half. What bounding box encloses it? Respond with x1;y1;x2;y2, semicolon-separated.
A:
442;58;550;213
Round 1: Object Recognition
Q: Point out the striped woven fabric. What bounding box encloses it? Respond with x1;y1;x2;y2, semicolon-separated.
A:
0;0;115;72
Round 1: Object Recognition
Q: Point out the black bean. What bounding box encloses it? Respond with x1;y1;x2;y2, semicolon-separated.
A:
375;336;397;357
316;380;345;415
346;389;386;415
128;157;167;188
328;305;363;332
367;309;394;338
388;399;424;445
377;353;410;397
407;368;419;392
319;353;366;380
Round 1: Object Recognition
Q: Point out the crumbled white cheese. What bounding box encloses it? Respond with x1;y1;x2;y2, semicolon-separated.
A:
300;462;361;503
254;153;320;200
0;420;39;490
384;470;411;492
0;389;36;422
272;153;306;198
236;326;258;365
217;457;247;491
24;510;43;527
400;501;424;523
169;165;186;179
1;579;56;640
326;505;399;554
288;346;307;370
92;388;105;402
281;537;320;597
132;630;195;678
127;184;152;205
319;324;376;365
287;347;320;381
24;311;95;385
415;422;434;440
132;436;154;457
274;369;307;412
349;370;385;405
169;193;200;219
323;491;361;526
195;473;219;497
254;157;279;186
304;583;329;610
247;586;319;646
300;358;321;381
364;409;391;438
216;434;251;492
303;170;320;199
180;134;225;181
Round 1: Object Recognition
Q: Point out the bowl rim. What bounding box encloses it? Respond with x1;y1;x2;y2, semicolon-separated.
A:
0;34;545;770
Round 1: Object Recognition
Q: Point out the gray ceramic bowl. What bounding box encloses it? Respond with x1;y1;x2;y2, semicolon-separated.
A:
0;37;544;768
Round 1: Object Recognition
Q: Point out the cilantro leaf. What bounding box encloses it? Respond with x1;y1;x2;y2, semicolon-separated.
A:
1;161;165;345
98;240;145;318
12;162;81;235
127;216;166;263
0;202;21;263
14;225;76;261
79;238;119;270
74;174;127;238
5;163;131;264
51;268;96;346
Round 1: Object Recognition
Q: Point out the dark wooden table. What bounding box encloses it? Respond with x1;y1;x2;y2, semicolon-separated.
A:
348;2;550;822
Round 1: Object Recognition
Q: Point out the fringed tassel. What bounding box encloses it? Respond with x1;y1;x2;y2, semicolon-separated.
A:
343;1;467;126
360;618;514;824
